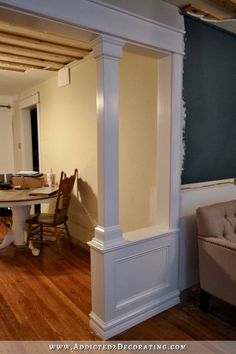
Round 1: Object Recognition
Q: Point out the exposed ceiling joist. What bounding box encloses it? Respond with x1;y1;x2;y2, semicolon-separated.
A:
0;60;43;71
0;42;79;62
213;0;236;7
0;53;64;70
179;0;236;21
0;20;90;50
182;3;225;20
0;32;90;57
0;65;24;72
0;20;92;73
164;0;236;22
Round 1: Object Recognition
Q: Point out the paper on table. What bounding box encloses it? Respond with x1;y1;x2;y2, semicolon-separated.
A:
29;186;58;196
17;171;38;175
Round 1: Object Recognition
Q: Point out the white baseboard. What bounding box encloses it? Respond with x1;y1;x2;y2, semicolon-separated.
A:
90;290;179;339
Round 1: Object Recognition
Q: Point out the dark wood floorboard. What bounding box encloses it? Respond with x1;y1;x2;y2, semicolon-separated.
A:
113;287;236;341
0;241;235;341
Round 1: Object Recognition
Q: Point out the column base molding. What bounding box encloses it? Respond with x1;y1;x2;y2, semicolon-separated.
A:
88;225;125;252
90;290;180;340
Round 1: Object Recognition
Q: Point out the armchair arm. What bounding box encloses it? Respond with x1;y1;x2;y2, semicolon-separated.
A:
198;236;236;252
198;236;236;306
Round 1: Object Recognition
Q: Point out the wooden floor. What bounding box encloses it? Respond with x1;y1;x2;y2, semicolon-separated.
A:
0;241;235;341
0;241;98;341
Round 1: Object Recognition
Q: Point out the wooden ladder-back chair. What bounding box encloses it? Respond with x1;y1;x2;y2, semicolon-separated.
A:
26;169;78;255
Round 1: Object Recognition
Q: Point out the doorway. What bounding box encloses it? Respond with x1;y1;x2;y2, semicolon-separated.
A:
20;94;41;213
20;93;41;172
30;107;39;172
30;107;40;213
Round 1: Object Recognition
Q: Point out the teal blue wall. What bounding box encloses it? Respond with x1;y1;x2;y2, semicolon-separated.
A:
182;16;236;184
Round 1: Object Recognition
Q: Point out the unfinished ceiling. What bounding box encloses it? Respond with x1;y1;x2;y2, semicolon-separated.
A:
164;0;236;26
1;1;236;96
182;0;236;21
0;20;92;73
0;2;235;73
0;6;95;95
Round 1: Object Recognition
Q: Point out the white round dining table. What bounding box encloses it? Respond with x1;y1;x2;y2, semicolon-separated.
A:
0;189;56;254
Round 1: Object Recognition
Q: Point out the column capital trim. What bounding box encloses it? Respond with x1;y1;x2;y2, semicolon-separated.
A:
91;35;125;61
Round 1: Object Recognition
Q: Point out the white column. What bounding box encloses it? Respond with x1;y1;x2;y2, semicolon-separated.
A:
92;35;124;247
88;35;124;339
156;55;172;229
170;53;184;230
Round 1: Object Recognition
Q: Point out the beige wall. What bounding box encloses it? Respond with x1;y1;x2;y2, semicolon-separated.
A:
16;57;97;244
119;51;158;232
0;96;15;174
13;100;22;172
13;51;158;242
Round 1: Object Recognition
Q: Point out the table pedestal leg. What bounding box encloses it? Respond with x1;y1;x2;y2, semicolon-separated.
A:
12;205;40;256
12;205;31;246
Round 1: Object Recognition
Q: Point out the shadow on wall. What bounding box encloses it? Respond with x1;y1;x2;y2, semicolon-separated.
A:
68;177;97;244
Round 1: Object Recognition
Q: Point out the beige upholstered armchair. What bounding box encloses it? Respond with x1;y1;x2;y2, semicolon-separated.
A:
196;200;236;310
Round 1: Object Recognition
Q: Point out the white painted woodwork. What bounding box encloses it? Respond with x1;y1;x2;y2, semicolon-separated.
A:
92;35;124;245
0;0;184;54
90;35;183;339
89;229;179;339
170;53;184;230
19;92;40;109
156;56;171;228
0;0;185;339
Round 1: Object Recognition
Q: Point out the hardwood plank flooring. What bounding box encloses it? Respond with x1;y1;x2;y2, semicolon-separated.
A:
0;241;235;341
0;241;98;341
113;286;236;341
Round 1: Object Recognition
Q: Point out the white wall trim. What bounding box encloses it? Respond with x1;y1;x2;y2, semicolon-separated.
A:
89;0;185;34
0;0;184;55
181;178;235;190
156;55;172;229
88;226;179;253
92;35;124;247
19;92;39;109
90;290;179;339
170;53;184;230
90;229;179;339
